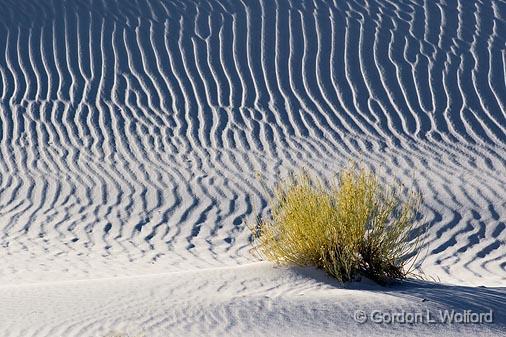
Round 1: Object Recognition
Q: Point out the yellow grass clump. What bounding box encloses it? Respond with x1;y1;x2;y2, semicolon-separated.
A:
250;166;423;284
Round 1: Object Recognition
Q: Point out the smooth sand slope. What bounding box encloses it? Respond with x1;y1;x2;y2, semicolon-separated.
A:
0;0;504;336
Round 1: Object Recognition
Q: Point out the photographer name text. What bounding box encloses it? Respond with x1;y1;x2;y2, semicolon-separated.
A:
353;309;493;324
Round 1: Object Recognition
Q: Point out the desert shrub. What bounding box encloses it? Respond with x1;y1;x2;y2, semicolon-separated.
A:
250;166;423;284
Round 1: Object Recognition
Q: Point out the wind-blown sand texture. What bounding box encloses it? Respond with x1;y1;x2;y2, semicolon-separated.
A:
0;0;504;336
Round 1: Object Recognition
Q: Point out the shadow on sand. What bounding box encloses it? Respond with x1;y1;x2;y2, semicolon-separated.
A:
293;265;506;327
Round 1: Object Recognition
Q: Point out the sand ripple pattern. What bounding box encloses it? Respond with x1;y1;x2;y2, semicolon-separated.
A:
0;0;504;285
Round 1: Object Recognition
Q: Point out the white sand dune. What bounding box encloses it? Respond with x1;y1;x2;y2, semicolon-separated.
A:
0;0;504;336
1;263;505;337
